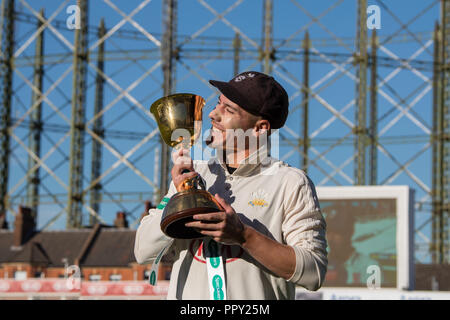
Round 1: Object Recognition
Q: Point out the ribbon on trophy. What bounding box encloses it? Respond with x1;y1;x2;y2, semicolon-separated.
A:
148;239;174;286
204;238;227;300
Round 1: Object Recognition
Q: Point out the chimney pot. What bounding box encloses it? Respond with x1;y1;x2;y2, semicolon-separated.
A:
0;211;8;229
145;201;153;212
13;206;36;247
114;211;128;228
140;201;155;223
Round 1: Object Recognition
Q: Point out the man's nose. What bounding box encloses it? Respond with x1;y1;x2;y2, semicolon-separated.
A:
209;105;220;122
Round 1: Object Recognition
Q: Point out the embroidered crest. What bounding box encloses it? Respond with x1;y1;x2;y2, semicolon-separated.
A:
248;189;269;208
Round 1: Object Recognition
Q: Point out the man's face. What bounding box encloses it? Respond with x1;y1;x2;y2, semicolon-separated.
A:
207;94;261;150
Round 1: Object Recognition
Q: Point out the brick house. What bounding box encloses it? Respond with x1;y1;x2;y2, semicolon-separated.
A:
0;205;174;282
3;207;450;292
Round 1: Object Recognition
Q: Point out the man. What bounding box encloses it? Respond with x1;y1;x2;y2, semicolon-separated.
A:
134;71;327;299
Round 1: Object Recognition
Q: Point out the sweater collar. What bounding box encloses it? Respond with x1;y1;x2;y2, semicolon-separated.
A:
210;145;272;177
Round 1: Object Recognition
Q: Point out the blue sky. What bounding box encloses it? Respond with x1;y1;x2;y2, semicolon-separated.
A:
5;0;439;262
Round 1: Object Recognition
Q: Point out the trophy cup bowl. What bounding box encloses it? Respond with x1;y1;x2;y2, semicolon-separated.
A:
150;93;223;239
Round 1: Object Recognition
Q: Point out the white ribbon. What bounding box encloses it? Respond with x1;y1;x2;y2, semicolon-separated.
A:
148;239;174;286
204;238;227;300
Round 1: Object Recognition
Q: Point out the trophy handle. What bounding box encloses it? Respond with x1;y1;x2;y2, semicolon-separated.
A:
177;169;206;192
178;171;221;210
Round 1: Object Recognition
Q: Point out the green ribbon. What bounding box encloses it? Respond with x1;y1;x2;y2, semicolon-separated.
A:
205;239;226;300
157;197;170;210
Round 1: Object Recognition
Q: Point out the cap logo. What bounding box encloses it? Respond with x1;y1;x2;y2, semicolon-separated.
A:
234;72;256;82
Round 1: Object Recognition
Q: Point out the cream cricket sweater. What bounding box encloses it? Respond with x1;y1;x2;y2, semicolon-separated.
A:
134;151;328;300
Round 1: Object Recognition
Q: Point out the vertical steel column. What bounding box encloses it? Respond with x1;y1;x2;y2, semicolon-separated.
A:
26;8;45;218
369;30;378;185
261;0;273;74
159;0;177;201
432;0;450;263
67;0;88;228
432;21;443;263
0;0;15;217
442;0;450;264
233;33;241;76
301;31;310;172
354;0;368;185
89;19;105;226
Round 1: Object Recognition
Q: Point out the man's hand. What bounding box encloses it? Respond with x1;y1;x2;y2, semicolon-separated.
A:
187;194;296;281
171;148;198;191
185;194;246;245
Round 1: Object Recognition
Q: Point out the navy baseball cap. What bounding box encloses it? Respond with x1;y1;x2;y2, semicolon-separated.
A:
209;71;289;129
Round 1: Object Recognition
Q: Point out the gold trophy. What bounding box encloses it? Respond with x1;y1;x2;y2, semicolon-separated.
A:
150;93;223;239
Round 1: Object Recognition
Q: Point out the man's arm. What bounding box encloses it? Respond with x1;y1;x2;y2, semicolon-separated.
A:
185;193;296;280
135;148;197;264
134;181;176;264
281;176;328;290
241;225;296;280
185;179;327;291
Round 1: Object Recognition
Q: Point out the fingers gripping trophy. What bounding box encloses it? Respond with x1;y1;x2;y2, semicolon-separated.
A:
150;93;223;239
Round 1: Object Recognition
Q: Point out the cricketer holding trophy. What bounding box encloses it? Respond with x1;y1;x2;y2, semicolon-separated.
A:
134;71;327;300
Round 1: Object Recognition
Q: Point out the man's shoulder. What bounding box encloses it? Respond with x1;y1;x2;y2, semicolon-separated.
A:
263;157;310;186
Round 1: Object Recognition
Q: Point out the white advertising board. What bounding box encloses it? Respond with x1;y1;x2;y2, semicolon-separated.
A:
315;185;415;290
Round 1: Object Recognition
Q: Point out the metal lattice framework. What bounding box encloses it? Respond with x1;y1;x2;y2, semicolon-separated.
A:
0;0;448;264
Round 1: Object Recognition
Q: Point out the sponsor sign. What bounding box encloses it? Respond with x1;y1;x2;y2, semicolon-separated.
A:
0;279;169;297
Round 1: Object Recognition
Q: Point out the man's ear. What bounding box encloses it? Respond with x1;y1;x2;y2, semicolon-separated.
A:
254;119;271;135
